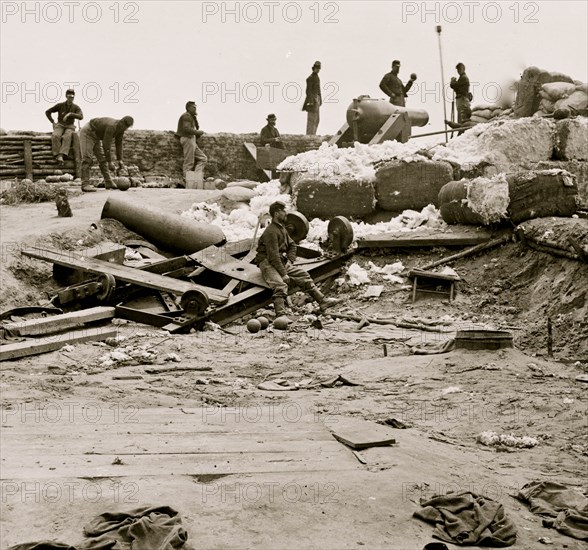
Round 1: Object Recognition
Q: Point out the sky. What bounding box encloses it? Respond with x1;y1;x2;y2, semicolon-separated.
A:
1;0;587;139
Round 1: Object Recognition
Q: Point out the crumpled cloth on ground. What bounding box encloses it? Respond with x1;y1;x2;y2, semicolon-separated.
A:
8;506;194;550
517;481;588;540
413;492;517;546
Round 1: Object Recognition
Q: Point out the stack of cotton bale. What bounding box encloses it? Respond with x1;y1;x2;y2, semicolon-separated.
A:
279;141;461;220
438;169;579;226
432;117;556;178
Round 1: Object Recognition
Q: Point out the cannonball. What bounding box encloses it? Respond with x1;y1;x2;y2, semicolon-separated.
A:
246;319;262;333
257;316;269;330
115;177;131;191
273;316;290;331
21;178;33;185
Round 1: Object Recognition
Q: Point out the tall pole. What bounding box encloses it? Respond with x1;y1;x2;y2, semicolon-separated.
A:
436;25;449;143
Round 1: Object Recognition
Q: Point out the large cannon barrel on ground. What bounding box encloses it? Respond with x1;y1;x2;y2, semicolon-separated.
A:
346;96;429;143
101;196;226;254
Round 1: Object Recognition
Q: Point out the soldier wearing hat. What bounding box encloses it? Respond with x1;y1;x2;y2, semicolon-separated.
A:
176;101;207;184
45;89;83;164
256;201;343;318
379;60;417;107
78;116;134;192
260;114;285;149
302;61;322;135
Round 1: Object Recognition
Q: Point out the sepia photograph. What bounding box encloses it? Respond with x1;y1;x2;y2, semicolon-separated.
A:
0;1;587;548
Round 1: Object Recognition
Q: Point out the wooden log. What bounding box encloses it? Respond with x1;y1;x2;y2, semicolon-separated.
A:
23;140;33;180
419;234;512;270
0;135;52;141
0;326;117;362
2;307;115;337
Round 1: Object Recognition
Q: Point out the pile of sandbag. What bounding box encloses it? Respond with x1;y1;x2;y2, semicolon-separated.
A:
439;170;579;226
470;103;513;124
538;81;588;116
514;66;575;117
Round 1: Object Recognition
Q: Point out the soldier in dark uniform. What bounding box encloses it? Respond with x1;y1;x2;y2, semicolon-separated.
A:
379;60;417;107
302;61;322;135
450;63;471;124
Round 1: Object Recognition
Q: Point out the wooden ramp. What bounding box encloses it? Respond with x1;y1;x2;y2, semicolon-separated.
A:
0;404;361;480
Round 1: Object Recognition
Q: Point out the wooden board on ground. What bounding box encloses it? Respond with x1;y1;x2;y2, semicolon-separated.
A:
2;306;115;337
0;405;361;479
357;229;494;249
22;246;229;305
0;326;117;362
324;416;397;450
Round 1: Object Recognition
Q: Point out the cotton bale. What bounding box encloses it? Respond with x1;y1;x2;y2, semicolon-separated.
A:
375;159;453;212
291;173;375;220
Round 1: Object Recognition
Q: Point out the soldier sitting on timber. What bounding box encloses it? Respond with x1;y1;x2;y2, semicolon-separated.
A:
260;114;285;149
45;89;83;164
256;201;343;318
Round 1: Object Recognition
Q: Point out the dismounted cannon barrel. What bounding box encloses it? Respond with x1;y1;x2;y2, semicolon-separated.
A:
346;96;429;142
101;196;226;254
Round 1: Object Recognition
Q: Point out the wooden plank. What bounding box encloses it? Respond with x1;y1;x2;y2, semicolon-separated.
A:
325;417;397;450
23;139;33;180
243;142;271;181
0;405;361;479
0;327;117;362
0;450;359;479
22;247;229;305
2;306;115;337
199;255;268;288
1;433;341;456
357;230;494;249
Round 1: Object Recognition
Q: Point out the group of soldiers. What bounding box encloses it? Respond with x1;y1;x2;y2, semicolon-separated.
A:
45;90;134;193
45;60;472;191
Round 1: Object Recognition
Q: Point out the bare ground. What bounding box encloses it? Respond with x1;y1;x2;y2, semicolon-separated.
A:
0;189;586;549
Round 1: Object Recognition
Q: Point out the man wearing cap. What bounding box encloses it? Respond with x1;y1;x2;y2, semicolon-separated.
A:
78;116;134;192
176;101;207;184
450;63;471;124
379;60;417;107
302;61;322;135
45;89;83;164
260;114;285;149
256;201;343;317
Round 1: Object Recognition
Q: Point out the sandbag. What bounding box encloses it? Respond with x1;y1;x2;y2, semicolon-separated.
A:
554;90;588;112
375;160;453;212
225;180;259;190
474;109;493;120
438;175;510;226
514;66;574;117
292;174;375;219
554;117;588;161
539;98;555;114
575;83;588;95
221;186;257;202
470;115;489;124
507;170;579;224
541;82;577;101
